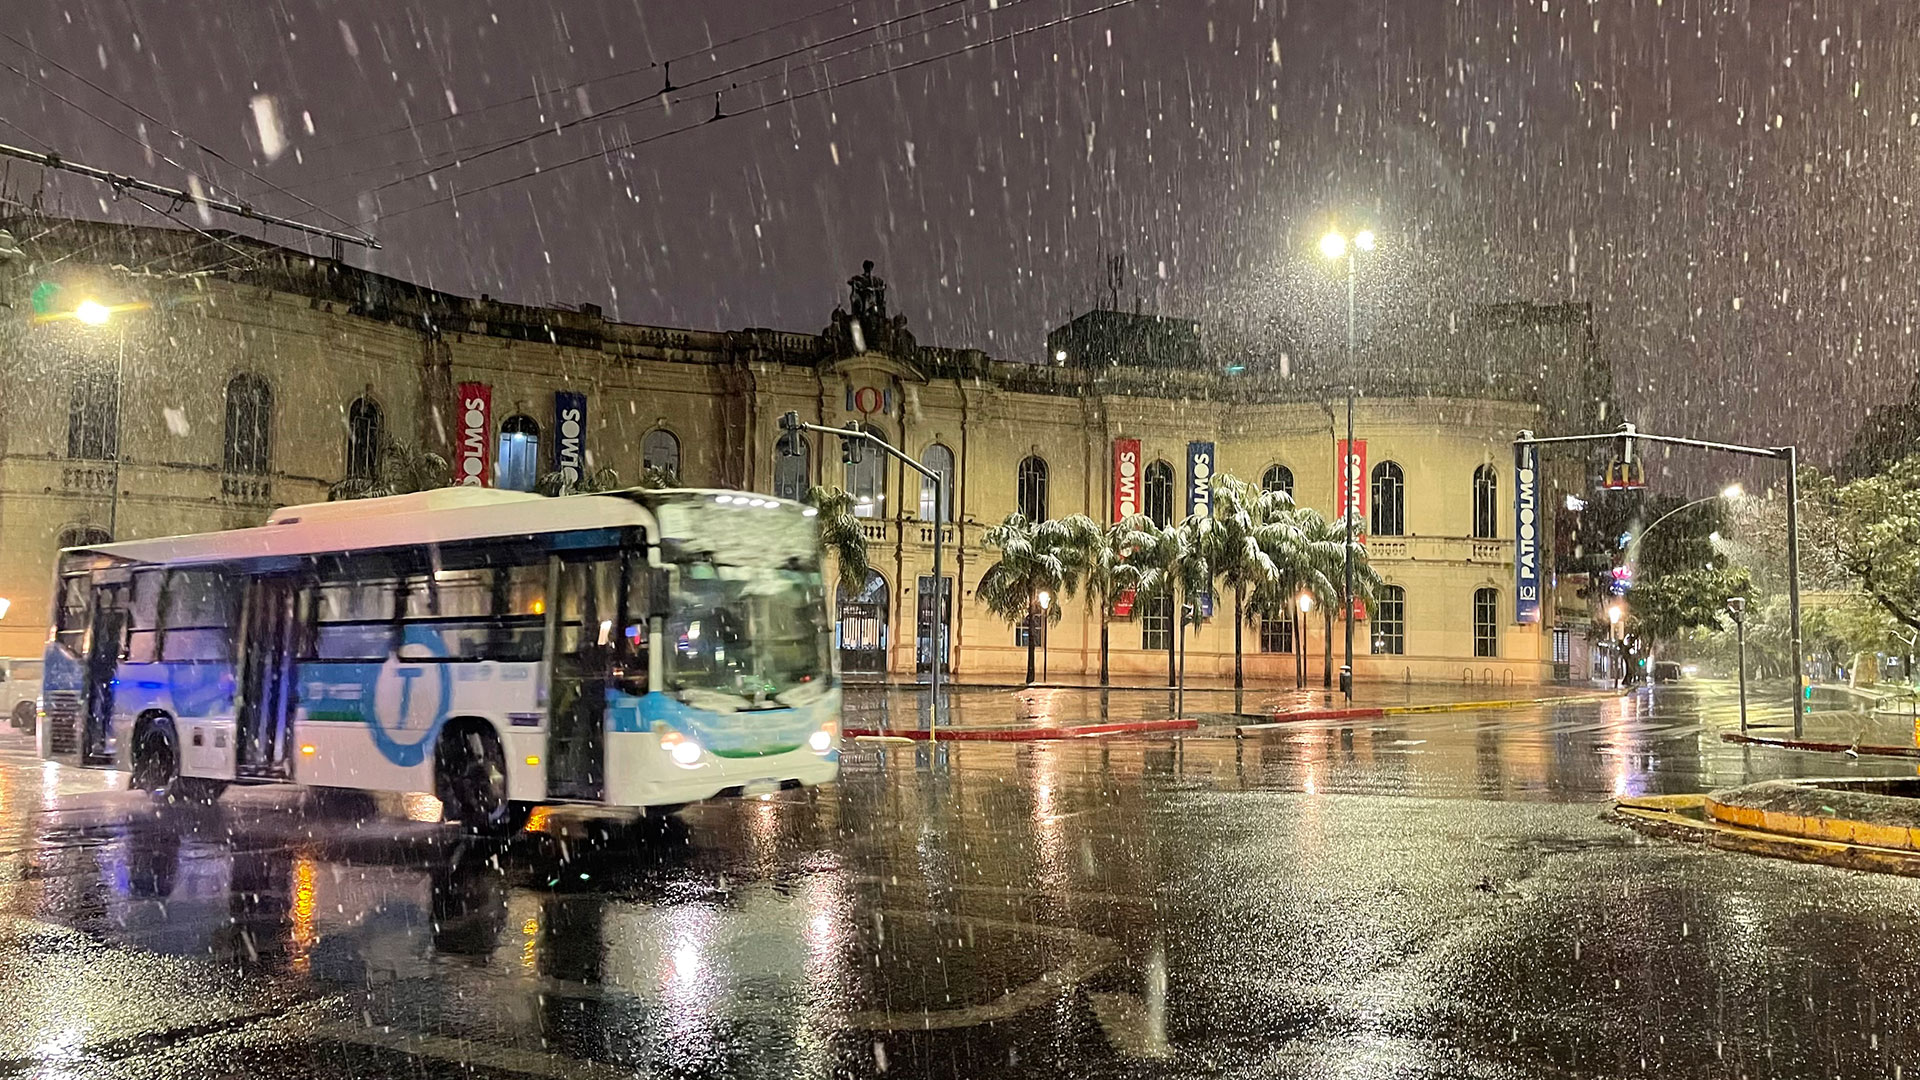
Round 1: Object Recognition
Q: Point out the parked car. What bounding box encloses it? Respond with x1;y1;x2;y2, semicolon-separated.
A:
2;658;41;733
1651;660;1684;684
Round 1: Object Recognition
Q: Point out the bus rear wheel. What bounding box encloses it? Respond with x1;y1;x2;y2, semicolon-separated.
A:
130;720;226;805
436;724;530;838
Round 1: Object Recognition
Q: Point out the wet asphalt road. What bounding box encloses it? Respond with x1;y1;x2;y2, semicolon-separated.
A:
4;686;1920;1079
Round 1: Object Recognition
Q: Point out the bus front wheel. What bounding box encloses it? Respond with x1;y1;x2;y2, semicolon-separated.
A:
435;723;530;838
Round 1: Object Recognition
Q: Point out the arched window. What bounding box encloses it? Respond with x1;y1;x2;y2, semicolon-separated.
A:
223;374;272;475
1472;463;1499;539
1474;586;1499;657
1373;585;1405;655
345;397;383;480
1261;464;1294;499
642;428;681;481
58;524;112;549
1371;461;1405;536
497;414;540;491
1143;460;1175;526
920;443;955;522
845;422;886;518
773;432;810;501
1017;455;1049;522
67;358;118;461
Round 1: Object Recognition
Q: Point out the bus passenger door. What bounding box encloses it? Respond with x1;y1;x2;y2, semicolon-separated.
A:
548;554;619;801
236;577;301;778
83;580;129;765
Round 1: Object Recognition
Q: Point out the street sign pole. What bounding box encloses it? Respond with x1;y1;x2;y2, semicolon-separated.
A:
1515;425;1802;728
784;414;944;734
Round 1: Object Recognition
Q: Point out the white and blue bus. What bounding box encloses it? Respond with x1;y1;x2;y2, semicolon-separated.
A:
36;487;840;834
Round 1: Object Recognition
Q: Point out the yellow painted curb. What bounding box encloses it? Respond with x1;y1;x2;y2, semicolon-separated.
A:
1704;794;1920;853
1612;795;1920;878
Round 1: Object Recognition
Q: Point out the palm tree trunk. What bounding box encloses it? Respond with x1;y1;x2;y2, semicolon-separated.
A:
1233;587;1245;690
1177;602;1187;696
1026;615;1037;685
1322;607;1334;688
1099;608;1111;686
1293;610;1304;689
1166;588;1177;688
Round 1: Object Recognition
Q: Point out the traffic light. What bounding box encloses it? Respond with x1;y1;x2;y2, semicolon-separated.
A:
842;432;864;466
1603;422;1646;489
28;280;62;319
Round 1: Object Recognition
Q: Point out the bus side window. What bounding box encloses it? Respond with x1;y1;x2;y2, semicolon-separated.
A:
492;563;548;661
399;569;494;661
308;579;398;661
161;571;239;663
53;575;92;655
125;571;165;663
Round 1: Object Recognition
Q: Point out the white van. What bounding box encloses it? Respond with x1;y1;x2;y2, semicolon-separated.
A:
2;658;41;732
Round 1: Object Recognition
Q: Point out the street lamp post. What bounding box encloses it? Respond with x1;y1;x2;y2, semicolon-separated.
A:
1726;596;1749;733
782;413;945;729
1608;603;1626;689
1296;592;1314;690
1038;590;1052;683
1320;227;1374;703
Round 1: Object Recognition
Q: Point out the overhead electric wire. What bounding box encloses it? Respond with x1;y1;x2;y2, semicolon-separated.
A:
0;142;379;247
0;29;374;244
306;0;985;201
367;0;1143;225
301;0;874;159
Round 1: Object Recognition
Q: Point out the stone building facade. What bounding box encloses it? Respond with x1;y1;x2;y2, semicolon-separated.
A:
0;217;1607;684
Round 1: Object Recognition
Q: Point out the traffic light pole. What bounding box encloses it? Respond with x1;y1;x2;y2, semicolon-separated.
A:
781;413;945;733
1516;424;1805;736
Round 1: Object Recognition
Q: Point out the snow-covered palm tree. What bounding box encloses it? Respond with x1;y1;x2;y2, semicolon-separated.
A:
804;486;871;596
977;513;1082;685
327;439;450;501
1054;513;1156;685
1210;473;1298;689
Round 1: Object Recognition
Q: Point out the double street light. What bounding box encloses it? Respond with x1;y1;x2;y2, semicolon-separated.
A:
1318;226;1375;702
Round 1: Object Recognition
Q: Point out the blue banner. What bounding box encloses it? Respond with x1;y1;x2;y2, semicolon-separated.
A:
553;390;587;484
1515;442;1541;624
1188;441;1215;616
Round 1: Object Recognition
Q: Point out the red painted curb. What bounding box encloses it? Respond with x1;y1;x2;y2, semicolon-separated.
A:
1722;733;1920;759
844;718;1199;741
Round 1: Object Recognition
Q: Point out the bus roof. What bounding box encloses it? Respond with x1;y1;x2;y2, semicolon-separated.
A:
67;487;668;570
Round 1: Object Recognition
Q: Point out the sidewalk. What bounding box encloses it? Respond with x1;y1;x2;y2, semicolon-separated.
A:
841;681;1613;741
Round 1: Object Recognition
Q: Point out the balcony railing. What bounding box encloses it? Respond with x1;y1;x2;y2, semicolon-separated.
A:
860;522;888;542
1364;536;1514;564
220;473;274;504
60;462;114;494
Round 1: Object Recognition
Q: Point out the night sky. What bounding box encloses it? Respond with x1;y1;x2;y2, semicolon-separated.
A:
1;0;1912;468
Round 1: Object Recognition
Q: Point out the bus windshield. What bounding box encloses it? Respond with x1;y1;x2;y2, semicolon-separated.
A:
666;561;829;711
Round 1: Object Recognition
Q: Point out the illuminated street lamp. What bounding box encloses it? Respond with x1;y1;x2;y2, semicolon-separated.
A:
74;298;112;326
1319;225;1376;703
1037;590;1052;683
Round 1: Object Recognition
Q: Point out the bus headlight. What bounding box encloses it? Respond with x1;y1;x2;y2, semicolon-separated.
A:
809;722;837;753
660;730;704;767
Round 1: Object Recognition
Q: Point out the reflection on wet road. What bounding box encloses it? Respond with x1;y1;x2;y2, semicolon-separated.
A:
3;687;1919;1078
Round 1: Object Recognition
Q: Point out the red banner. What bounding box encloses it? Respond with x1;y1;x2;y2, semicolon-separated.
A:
1338;438;1368;620
1112;438;1142;616
454;382;492;487
1337;438;1367;529
1112;438;1142;521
